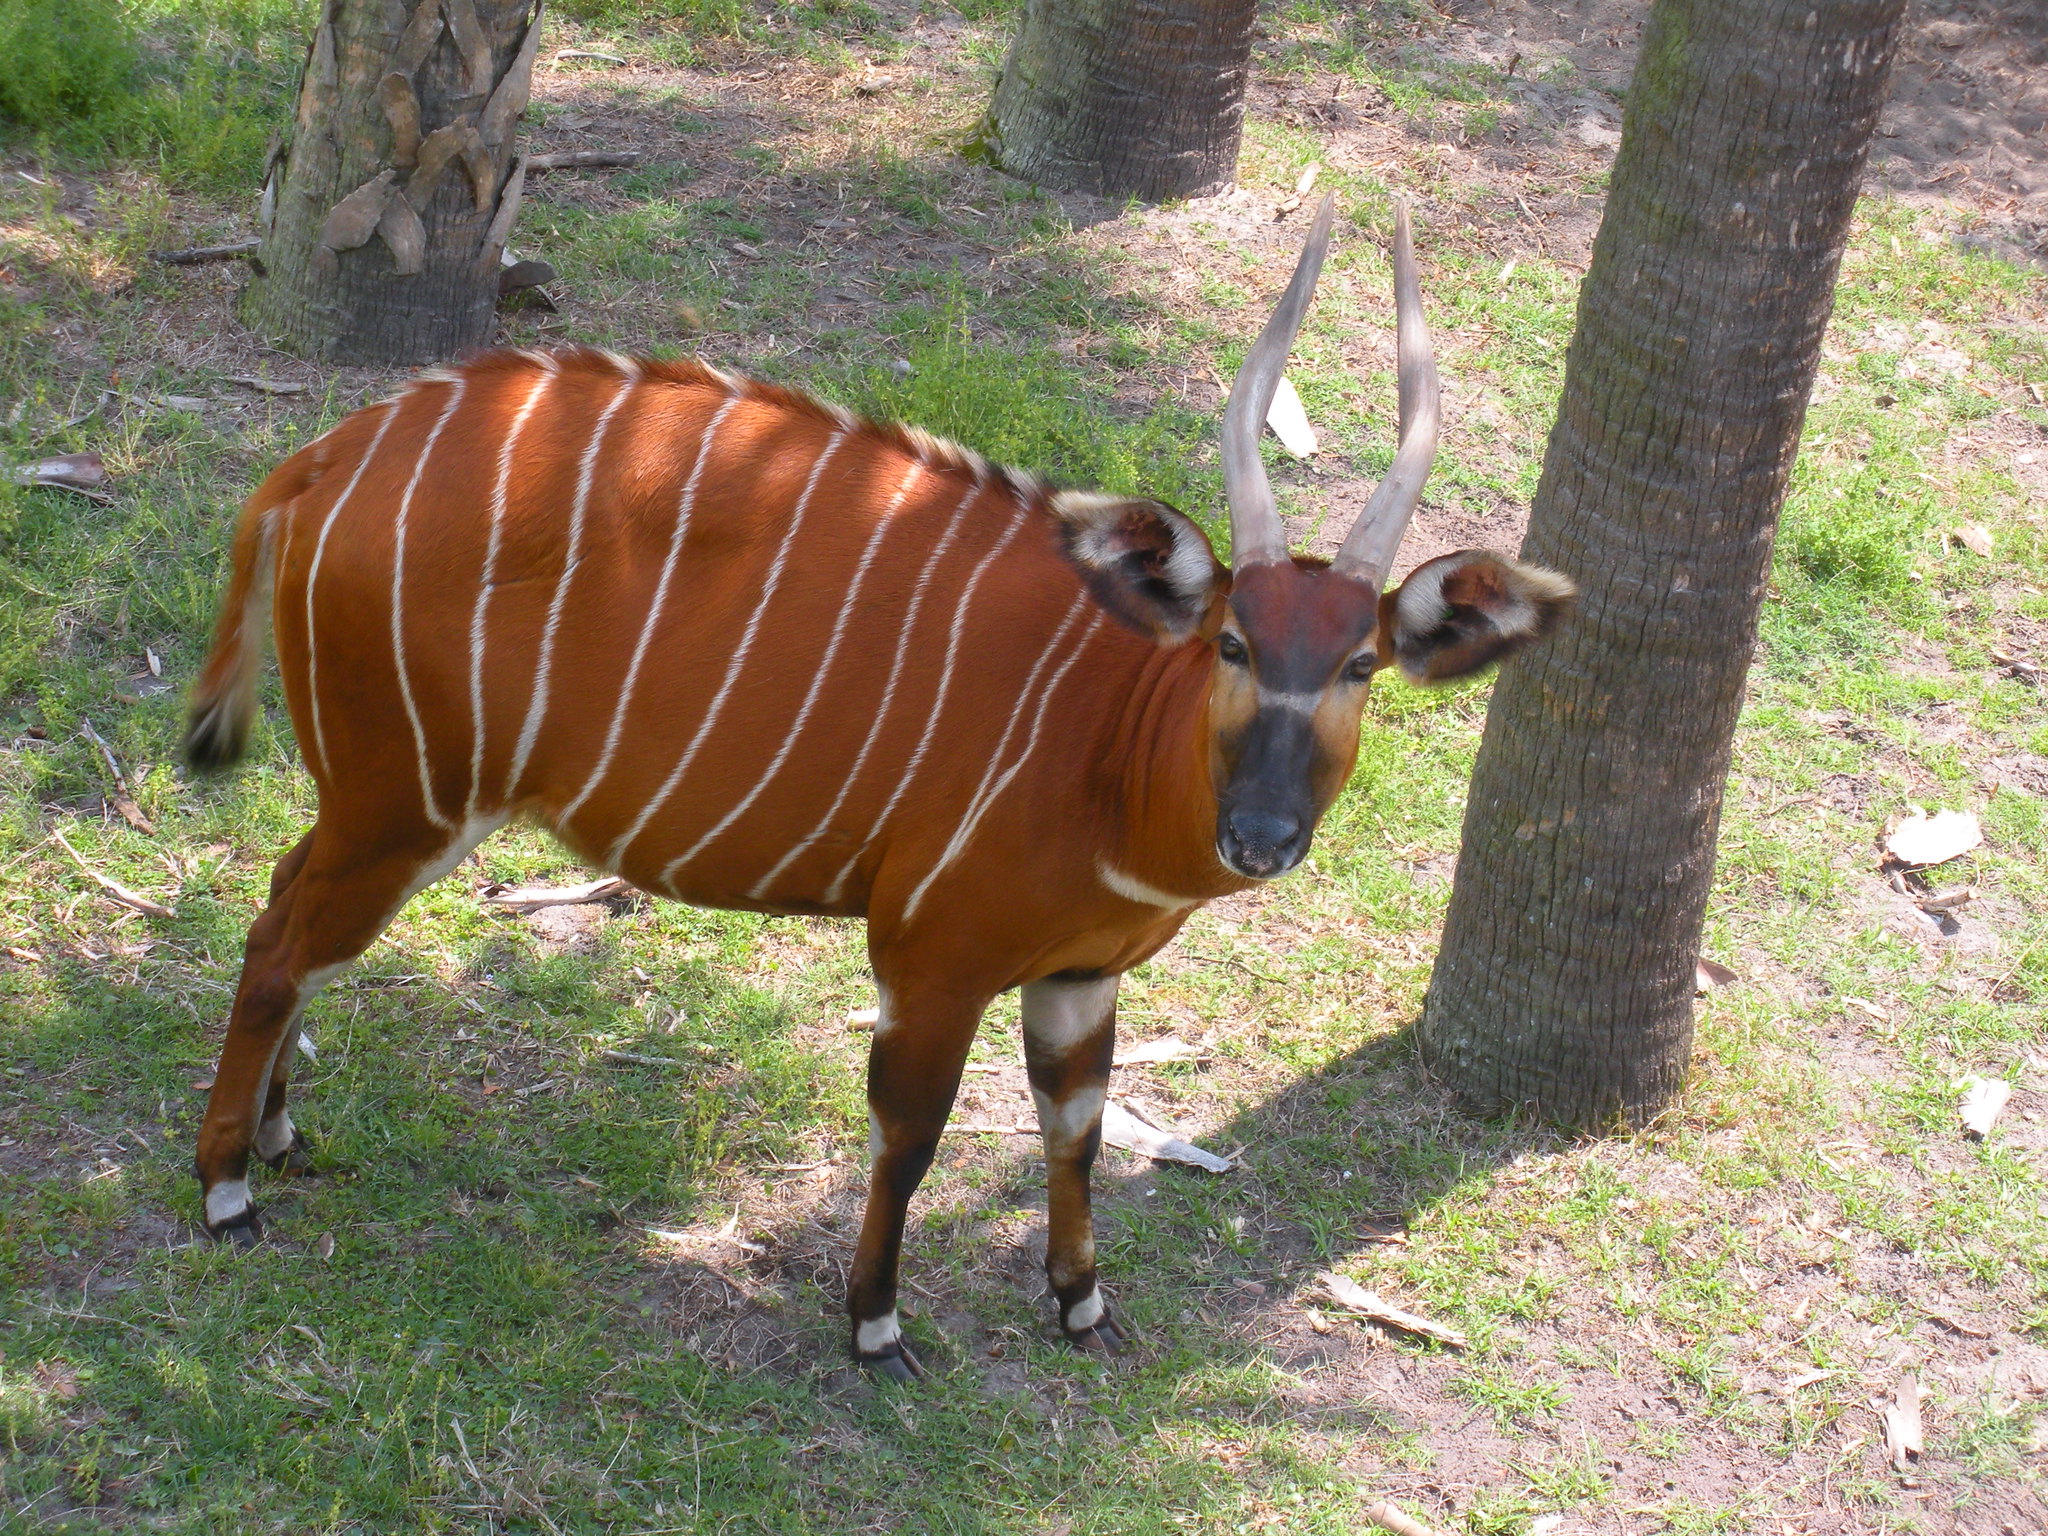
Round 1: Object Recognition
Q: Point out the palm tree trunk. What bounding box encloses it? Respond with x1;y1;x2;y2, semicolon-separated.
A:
1419;0;1909;1127
977;0;1257;202
244;0;543;365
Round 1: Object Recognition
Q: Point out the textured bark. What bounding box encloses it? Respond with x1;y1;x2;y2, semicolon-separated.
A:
244;0;543;365
1419;0;1908;1126
979;0;1257;201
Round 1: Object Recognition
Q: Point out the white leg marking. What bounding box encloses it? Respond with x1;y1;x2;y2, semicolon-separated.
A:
505;365;642;802
1030;1082;1106;1147
205;1178;252;1226
824;494;1033;901
466;360;556;819
856;1313;901;1353
559;390;743;829
868;1108;885;1163
1065;1288;1106;1331
396;814;506;911
751;478;986;902
1022;974;1117;1054
233;826;491;1170
654;459;925;872
608;430;851;875
898;610;1107;923
391;378;468;830
304;401;403;779
255;1110;297;1162
1096;859;1198;909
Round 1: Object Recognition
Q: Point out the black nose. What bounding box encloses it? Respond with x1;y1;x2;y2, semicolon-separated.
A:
1222;809;1303;878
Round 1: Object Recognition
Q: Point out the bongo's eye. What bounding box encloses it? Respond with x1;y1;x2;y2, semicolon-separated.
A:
1346;654;1376;681
1218;633;1248;665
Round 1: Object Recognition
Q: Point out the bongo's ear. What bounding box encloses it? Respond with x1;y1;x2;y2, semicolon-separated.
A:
1379;550;1576;683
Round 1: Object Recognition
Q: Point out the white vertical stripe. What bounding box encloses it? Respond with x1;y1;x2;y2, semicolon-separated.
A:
748;476;986;902
390;378;468;830
823;493;1032;902
504;364;641;802
900;610;1105;922
558;389;743;828
611;430;851;877
303;400;403;780
466;360;556;819
659;458;924;876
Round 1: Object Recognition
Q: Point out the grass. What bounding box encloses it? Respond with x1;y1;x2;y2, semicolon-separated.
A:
2;0;2047;1533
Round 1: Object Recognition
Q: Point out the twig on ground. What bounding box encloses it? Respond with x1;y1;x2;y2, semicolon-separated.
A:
151;239;261;265
478;875;628;911
1179;949;1283;984
942;1120;1037;1136
525;150;641;172
551;48;625;64
1320;1273;1468;1348
80;717;153;833
602;1049;680;1067
51;827;176;919
1362;1502;1441;1536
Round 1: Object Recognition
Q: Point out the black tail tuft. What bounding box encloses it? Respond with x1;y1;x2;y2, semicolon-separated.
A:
181;694;252;775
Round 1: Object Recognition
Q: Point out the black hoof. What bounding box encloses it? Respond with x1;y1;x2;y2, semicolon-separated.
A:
1065;1316;1127;1356
205;1207;264;1247
261;1128;315;1177
856;1342;924;1383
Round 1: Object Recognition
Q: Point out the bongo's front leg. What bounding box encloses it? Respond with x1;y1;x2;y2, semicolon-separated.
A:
845;980;987;1381
1021;972;1124;1353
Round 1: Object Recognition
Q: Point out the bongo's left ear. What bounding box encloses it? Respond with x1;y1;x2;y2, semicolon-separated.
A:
1053;491;1226;642
1379;550;1576;684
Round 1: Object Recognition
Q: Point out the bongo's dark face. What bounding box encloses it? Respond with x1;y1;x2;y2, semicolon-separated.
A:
1207;551;1576;880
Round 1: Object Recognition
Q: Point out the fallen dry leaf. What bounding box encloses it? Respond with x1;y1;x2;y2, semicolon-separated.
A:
1695;957;1739;992
1885;807;1982;868
1958;1075;2010;1139
315;1232;335;1261
8;451;112;502
1947;524;1993;558
1099;1097;1232;1172
1113;1037;1205;1066
1265;376;1318;457
1882;1374;1924;1470
1320;1273;1468;1348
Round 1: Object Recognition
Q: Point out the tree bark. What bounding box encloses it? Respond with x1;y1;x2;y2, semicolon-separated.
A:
244;0;544;365
1418;0;1908;1127
977;0;1257;202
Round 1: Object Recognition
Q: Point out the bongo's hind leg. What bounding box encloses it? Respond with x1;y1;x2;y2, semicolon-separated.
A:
255;832;317;1176
195;814;497;1240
